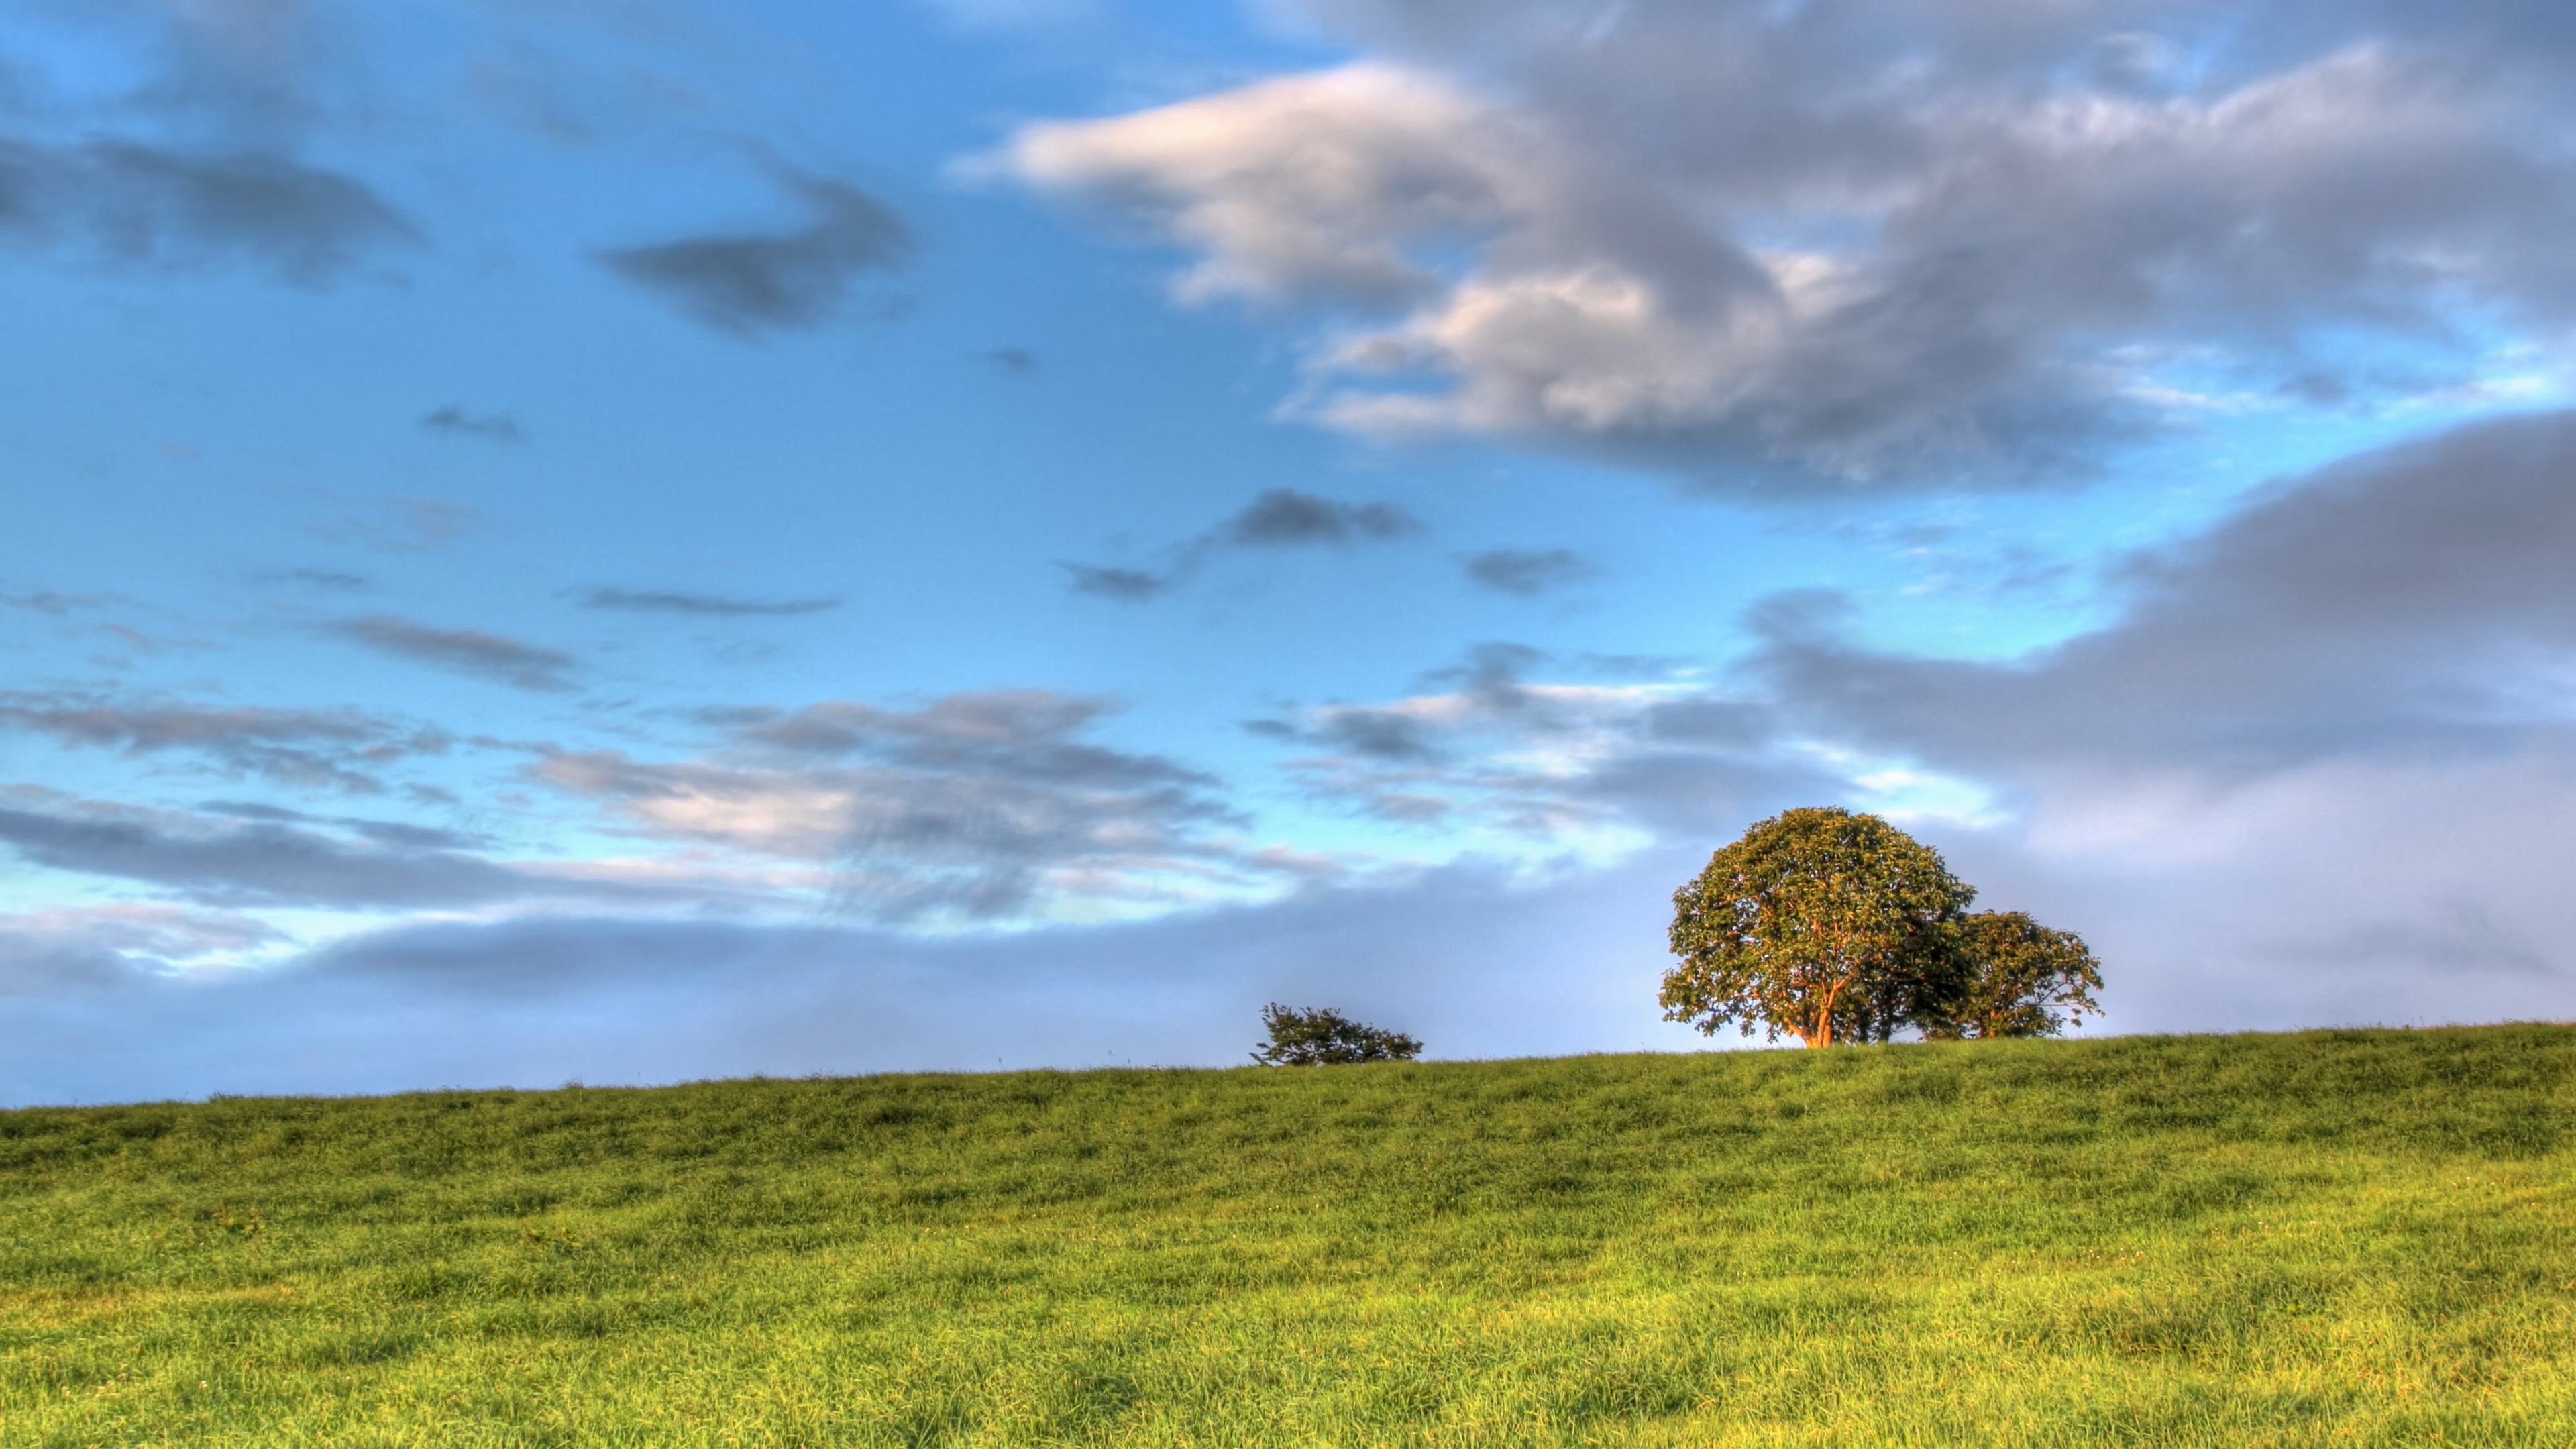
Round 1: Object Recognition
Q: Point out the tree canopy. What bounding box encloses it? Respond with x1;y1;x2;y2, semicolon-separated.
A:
1662;807;1975;1049
1250;1004;1423;1065
1919;910;2104;1040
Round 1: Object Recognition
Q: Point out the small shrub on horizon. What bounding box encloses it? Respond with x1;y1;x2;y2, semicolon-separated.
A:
1250;1003;1423;1065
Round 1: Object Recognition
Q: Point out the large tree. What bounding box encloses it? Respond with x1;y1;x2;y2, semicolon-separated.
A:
1662;807;1976;1048
1918;911;2104;1040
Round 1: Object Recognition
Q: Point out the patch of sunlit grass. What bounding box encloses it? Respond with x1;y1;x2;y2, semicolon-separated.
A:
1;1024;2571;1445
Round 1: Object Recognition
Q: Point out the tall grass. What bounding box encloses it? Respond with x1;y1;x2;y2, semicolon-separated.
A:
3;1024;2571;1446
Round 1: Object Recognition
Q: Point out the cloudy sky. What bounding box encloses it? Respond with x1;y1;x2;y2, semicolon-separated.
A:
6;0;2574;1104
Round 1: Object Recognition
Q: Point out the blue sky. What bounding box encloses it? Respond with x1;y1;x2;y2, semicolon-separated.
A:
7;0;2576;1103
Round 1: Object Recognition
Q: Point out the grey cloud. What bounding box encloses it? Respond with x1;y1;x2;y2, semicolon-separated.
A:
25;398;2576;1095
344;818;475;851
1574;651;1697;680
4;904;287;973
258;568;370;591
11;824;2576;1106
730;691;1117;762
1918;747;2576;1044
0;694;451;794
459;38;705;150
0;932;159;1000
1235;412;2576;1015
1245;702;1446;766
20;413;2576;1100
1059;564;1171;602
329;615;578;692
596;170;912;337
1062;489;1425;602
579;587;842;618
1331;410;2576;843
1;588;117;614
1687;409;2576;1031
2280;897;2555;979
2279;372;2353;407
744;693;1220;813
1274;417;2576;991
0;799;547;911
530;690;1254;926
1303;708;1442;763
1638;698;1771;749
0;137;417;285
1549;751;1836;845
97;0;337;136
1752;409;2576;780
1225;490;1422;546
1415;641;1544;711
1249;641;1795;835
1252;643;1548;769
200;800;485;853
2;0;386;274
0;854;1721;1104
1002;3;2576;493
419;405;525;443
1463;547;1597;596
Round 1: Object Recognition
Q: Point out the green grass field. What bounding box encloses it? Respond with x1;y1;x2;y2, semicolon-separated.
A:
3;1025;2571;1447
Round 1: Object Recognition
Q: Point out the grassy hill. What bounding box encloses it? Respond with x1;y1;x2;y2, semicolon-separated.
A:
3;1026;2571;1447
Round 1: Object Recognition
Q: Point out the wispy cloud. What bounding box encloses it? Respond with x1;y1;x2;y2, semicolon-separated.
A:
578;588;843;618
419;405;525;443
531;690;1280;926
258;568;371;592
1;587;118;614
0;694;452;794
1059;564;1172;602
1244;641;1794;843
200;801;486;853
1463;548;1598;597
5;902;288;967
0;138;418;286
0;795;547;911
1224;490;1421;546
0;853;1710;1102
596;166;913;337
1062;488;1425;602
329;616;578;692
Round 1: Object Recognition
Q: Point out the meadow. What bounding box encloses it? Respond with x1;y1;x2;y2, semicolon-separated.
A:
2;1024;2571;1447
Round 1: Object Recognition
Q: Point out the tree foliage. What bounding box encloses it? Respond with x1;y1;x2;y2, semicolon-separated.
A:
1662;808;1974;1048
1919;910;2104;1040
1250;1004;1423;1065
1663;809;2106;1048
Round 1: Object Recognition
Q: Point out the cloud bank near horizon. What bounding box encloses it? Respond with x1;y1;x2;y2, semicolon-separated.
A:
5;0;2575;1108
10;410;2576;1102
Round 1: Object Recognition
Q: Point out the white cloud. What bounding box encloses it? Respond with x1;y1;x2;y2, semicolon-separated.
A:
998;64;1537;308
529;691;1301;927
993;9;2576;491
